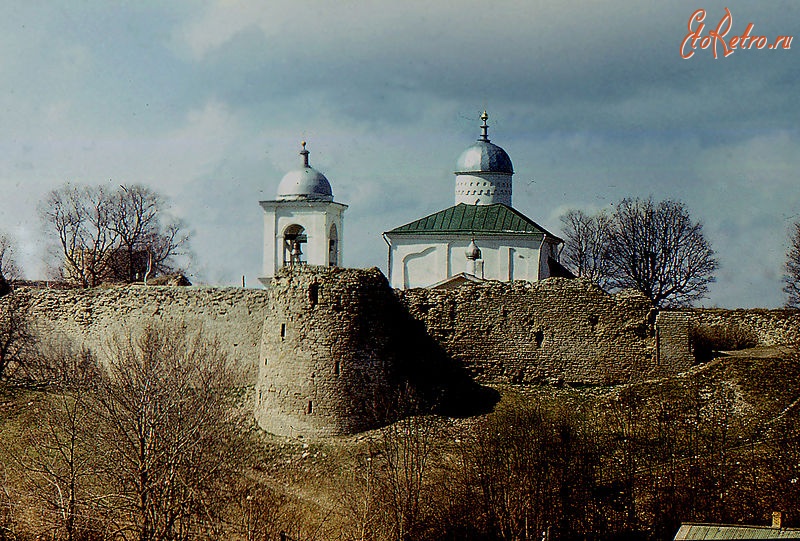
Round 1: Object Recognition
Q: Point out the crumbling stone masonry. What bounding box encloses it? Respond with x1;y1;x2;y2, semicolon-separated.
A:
9;268;795;438
256;267;403;437
398;278;672;385
12;285;270;374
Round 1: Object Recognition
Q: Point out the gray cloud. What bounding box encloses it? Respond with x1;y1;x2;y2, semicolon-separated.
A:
0;1;797;306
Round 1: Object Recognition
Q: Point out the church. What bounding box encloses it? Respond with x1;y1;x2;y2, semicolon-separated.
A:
259;112;565;289
383;112;564;289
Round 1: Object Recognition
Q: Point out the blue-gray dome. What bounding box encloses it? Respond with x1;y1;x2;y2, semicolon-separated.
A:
276;142;334;201
455;140;513;174
277;167;333;201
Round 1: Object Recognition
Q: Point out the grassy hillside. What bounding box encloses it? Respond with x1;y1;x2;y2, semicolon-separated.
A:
2;347;799;541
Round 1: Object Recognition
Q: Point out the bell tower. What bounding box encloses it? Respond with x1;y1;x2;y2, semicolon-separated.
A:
259;142;348;285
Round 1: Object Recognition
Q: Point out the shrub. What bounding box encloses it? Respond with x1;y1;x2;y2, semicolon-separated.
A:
690;323;759;362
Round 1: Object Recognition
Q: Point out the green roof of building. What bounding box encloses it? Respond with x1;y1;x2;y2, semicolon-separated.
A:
386;203;562;241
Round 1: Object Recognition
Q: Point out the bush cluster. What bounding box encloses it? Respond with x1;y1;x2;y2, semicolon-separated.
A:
689;323;758;362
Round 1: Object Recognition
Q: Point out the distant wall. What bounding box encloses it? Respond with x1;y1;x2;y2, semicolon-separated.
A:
398;278;673;385
655;311;692;369
16;286;270;373
686;309;800;347
653;309;800;368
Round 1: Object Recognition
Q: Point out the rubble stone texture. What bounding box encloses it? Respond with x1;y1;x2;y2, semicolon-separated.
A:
3;267;797;438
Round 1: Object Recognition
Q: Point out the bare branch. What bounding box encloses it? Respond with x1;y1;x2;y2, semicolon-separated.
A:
560;209;614;288
784;221;800;308
40;183;192;286
607;198;717;308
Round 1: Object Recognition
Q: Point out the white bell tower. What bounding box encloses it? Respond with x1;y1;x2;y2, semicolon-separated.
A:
259;142;348;285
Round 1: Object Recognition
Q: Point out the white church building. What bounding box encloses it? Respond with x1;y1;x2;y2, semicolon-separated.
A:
383;112;564;289
259;142;347;284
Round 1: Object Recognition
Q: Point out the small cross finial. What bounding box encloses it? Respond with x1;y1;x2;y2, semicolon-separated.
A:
300;141;310;167
480;111;490;141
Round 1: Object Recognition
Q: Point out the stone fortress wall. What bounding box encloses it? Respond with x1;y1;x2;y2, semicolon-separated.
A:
6;267;798;438
15;286;271;374
684;308;800;347
398;280;666;385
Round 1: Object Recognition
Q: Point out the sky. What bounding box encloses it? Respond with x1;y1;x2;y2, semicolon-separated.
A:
0;1;798;308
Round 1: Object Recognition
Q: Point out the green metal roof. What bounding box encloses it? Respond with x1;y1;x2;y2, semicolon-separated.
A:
675;524;800;540
386;203;561;241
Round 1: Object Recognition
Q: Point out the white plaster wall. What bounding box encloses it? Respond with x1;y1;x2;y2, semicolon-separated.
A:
538;239;559;279
262;210;276;281
386;234;545;289
459;237;540;282
386;239;446;289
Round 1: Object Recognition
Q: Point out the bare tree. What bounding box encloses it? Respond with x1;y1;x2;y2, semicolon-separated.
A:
784;220;800;308
0;293;33;381
0;233;20;296
40;183;189;287
465;396;599;541
371;395;439;541
229;481;294;541
560;209;613;287
109;185;189;283
13;385;102;541
0;235;30;380
93;321;247;541
40;184;119;287
607;198;718;308
0;462;20;541
340;453;384;541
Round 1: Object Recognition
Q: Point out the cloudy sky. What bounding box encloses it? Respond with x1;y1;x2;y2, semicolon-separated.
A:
1;1;798;307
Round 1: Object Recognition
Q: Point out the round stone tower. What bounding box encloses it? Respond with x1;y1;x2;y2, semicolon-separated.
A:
454;111;514;206
255;266;402;438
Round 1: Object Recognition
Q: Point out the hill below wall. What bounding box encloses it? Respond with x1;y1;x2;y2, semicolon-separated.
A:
3;346;798;541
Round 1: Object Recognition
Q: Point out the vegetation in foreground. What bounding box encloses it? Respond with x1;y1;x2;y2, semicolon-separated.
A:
0;312;798;541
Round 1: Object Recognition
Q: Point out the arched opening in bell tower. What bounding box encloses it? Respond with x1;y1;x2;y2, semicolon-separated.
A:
328;223;339;267
282;224;307;267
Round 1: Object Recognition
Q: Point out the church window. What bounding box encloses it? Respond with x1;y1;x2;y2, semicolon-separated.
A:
307;401;313;414
334;360;340;375
280;323;286;340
